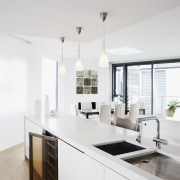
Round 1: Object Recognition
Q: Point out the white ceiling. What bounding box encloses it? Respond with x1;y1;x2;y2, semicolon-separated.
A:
1;0;180;62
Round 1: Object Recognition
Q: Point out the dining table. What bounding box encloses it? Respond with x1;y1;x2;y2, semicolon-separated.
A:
79;109;99;119
79;108;115;119
79;108;145;119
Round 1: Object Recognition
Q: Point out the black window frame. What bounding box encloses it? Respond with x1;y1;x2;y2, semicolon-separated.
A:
112;58;180;115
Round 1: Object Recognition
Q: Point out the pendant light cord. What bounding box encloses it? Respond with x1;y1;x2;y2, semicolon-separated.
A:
61;42;64;64
78;32;80;59
103;21;105;52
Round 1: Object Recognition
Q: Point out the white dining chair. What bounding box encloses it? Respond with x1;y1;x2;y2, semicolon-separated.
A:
113;103;125;125
96;102;102;110
99;104;111;124
128;103;139;120
70;104;79;116
81;102;92;110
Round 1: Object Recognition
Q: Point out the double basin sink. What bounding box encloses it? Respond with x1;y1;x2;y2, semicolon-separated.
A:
94;141;180;180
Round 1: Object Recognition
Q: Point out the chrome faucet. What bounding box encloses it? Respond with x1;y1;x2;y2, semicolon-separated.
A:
136;116;168;149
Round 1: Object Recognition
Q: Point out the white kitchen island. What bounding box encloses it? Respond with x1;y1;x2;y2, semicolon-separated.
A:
24;113;180;180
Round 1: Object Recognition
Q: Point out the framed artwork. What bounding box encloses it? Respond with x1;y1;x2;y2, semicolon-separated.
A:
76;70;98;94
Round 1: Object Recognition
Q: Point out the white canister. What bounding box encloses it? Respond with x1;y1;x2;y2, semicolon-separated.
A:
34;100;42;116
44;95;49;115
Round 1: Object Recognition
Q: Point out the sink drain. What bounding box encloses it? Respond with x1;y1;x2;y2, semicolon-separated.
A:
141;159;149;163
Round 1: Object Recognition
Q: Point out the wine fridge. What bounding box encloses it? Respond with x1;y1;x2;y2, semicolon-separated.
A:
29;131;58;180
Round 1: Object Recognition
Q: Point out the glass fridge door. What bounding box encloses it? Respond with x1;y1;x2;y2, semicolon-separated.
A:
29;132;58;180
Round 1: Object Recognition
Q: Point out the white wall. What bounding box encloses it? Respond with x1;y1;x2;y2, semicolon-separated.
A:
0;33;28;151
59;57;110;113
27;44;59;114
26;45;42;114
0;33;58;151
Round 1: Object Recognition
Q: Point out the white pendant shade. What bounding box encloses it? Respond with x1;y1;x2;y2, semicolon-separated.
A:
59;37;66;75
59;63;66;74
75;58;83;71
99;51;109;67
75;27;83;72
99;12;109;68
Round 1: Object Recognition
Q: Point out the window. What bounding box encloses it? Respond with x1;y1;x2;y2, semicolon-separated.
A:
153;63;180;117
112;59;180;116
42;58;58;112
112;66;124;102
127;65;151;115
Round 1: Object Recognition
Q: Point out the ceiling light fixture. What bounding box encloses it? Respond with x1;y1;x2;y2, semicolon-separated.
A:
99;12;109;67
59;37;66;74
107;47;143;56
75;27;83;72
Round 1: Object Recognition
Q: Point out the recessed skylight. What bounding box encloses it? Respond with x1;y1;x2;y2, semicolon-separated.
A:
107;47;143;55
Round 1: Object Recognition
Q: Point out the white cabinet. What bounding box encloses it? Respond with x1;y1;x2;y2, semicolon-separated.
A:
58;139;83;180
24;117;129;180
82;155;104;180
105;167;128;180
24;117;42;159
82;155;128;180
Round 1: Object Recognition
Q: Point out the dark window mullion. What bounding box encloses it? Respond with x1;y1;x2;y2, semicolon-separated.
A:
56;61;59;111
111;65;115;100
151;64;153;115
124;65;128;112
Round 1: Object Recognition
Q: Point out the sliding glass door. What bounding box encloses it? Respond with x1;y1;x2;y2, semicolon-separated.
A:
127;65;152;115
112;66;124;103
112;59;180;116
153;63;180;116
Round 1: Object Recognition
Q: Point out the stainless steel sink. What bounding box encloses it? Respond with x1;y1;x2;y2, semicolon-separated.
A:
125;152;180;180
94;141;145;156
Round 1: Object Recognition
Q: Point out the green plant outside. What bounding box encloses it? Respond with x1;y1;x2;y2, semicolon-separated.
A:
167;99;180;112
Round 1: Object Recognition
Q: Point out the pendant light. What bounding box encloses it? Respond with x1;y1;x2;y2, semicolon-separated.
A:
99;12;109;67
59;37;66;74
75;27;83;71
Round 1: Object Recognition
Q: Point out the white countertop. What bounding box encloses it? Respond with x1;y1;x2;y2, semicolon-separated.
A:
25;113;180;180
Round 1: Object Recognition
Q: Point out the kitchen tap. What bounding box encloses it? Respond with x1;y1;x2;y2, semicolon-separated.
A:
136;116;168;149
